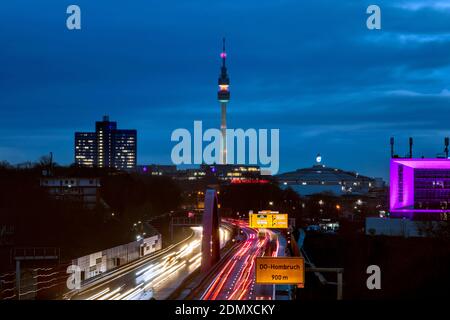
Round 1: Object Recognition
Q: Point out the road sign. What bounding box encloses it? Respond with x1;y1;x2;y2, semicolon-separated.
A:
249;212;288;229
255;257;305;286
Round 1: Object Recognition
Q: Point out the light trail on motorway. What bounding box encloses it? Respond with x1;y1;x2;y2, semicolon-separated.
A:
68;227;230;300
201;221;279;300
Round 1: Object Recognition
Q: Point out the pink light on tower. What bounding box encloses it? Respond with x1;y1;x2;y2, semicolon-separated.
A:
220;52;227;59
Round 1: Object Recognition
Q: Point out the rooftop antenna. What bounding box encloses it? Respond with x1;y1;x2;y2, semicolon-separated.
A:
409;137;413;158
390;137;394;158
445;137;449;158
222;37;226;68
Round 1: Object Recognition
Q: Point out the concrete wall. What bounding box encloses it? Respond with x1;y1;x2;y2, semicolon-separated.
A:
72;233;162;280
142;234;162;256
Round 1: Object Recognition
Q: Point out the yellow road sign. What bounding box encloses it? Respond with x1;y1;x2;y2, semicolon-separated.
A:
255;257;305;286
249;212;288;229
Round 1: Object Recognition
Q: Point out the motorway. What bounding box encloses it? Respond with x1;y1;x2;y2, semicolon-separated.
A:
201;222;280;300
66;227;230;300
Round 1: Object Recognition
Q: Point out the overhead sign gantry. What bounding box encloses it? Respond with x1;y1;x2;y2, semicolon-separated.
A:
249;210;288;229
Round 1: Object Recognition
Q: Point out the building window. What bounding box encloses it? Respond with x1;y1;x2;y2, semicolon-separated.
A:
398;165;404;203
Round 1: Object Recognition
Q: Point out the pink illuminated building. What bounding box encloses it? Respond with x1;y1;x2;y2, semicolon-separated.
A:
390;158;450;218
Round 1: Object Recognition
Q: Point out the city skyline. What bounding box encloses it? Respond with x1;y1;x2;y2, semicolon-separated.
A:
1;1;449;305
1;1;450;180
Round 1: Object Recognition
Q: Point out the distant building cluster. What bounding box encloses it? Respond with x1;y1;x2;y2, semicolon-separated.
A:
136;164;262;183
75;115;137;170
277;155;385;197
136;164;178;176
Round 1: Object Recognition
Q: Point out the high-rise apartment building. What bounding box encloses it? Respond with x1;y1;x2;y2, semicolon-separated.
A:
75;116;137;170
74;132;97;167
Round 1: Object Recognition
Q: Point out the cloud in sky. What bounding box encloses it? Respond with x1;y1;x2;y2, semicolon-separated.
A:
396;1;450;11
388;89;450;97
0;0;449;180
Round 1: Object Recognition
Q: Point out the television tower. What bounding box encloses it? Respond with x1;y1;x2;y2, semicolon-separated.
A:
218;38;230;164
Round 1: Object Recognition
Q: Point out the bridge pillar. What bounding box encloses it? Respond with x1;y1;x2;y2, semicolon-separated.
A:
201;189;220;271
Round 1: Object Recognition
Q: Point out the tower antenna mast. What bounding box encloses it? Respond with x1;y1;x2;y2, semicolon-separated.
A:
218;38;230;165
